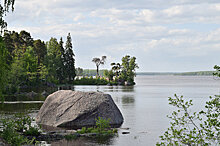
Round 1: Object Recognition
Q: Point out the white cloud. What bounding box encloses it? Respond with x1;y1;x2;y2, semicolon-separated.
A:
4;0;220;71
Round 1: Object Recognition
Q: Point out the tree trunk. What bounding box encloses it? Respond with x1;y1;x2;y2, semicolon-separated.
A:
96;65;99;77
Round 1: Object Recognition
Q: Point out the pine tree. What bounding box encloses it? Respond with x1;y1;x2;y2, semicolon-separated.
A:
65;33;76;83
57;37;66;83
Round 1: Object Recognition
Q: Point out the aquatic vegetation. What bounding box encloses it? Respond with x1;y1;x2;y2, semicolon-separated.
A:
75;117;117;137
0;114;40;145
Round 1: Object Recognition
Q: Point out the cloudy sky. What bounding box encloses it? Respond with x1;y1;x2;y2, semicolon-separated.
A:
5;0;220;72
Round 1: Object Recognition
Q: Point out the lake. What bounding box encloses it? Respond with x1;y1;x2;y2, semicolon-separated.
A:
1;75;220;145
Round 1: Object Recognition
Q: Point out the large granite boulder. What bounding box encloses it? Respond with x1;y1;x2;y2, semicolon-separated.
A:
36;90;123;129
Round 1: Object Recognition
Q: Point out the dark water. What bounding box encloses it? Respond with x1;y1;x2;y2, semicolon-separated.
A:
1;75;220;145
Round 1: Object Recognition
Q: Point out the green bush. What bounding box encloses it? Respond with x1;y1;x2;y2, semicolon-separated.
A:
0;114;41;145
14;113;32;132
24;126;41;136
76;117;117;137
95;117;110;132
157;95;220;146
64;134;77;140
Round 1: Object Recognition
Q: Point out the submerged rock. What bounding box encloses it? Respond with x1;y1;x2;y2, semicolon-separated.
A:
36;90;123;129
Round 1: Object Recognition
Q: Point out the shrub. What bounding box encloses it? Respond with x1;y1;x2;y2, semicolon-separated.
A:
76;117;116;137
95;117;110;132
64;134;77;140
157;94;220;146
0;114;41;145
24;126;41;136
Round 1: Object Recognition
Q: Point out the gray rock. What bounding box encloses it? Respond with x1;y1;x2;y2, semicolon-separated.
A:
36;90;123;129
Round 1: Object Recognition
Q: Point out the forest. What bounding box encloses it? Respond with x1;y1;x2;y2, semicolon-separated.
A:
1;30;76;94
0;30;139;96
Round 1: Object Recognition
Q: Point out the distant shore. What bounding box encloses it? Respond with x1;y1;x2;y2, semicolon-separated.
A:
137;71;215;76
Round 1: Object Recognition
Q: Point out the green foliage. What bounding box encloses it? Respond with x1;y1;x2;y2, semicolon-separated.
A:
111;62;121;77
157;94;220;146
0;114;40;145
0;37;8;101
77;127;87;134
109;55;139;85
33;39;46;66
74;77;109;85
65;33;76;82
64;134;78;140
213;65;220;77
14;113;32;132
76;117;116;137
119;55;139;84
2;30;79;94
0;0;15;31
23;126;41;136
103;70;114;81
96;117;110;132
46;37;62;83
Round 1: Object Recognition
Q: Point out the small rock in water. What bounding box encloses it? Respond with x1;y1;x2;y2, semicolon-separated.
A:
122;131;130;134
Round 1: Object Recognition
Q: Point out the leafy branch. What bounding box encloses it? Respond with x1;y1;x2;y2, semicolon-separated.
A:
157;95;219;146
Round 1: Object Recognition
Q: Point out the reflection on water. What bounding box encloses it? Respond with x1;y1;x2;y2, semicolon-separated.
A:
0;75;220;145
4;95;45;101
121;95;135;105
0;102;42;113
50;136;115;146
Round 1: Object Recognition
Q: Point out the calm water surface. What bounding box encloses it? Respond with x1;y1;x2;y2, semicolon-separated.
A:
1;75;220;146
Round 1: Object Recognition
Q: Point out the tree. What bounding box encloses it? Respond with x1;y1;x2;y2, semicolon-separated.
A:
3;30;14;65
56;37;66;83
19;30;33;49
33;39;46;65
0;37;8;100
157;95;219;146
111;62;121;78
0;0;15;31
0;0;16;99
119;55;138;85
65;33;76;82
92;56;106;77
46;37;61;83
22;47;38;84
103;70;114;81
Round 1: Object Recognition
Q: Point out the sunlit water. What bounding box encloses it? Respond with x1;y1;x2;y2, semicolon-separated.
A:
1;75;220;145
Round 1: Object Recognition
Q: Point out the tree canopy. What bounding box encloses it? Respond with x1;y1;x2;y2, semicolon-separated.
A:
92;56;106;77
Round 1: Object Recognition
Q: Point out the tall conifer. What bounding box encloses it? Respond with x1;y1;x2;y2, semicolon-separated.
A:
65;33;76;82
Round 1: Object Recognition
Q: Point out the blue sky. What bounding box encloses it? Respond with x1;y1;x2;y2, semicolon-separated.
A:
5;0;220;72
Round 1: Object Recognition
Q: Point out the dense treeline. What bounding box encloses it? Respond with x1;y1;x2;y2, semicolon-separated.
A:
2;30;76;94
